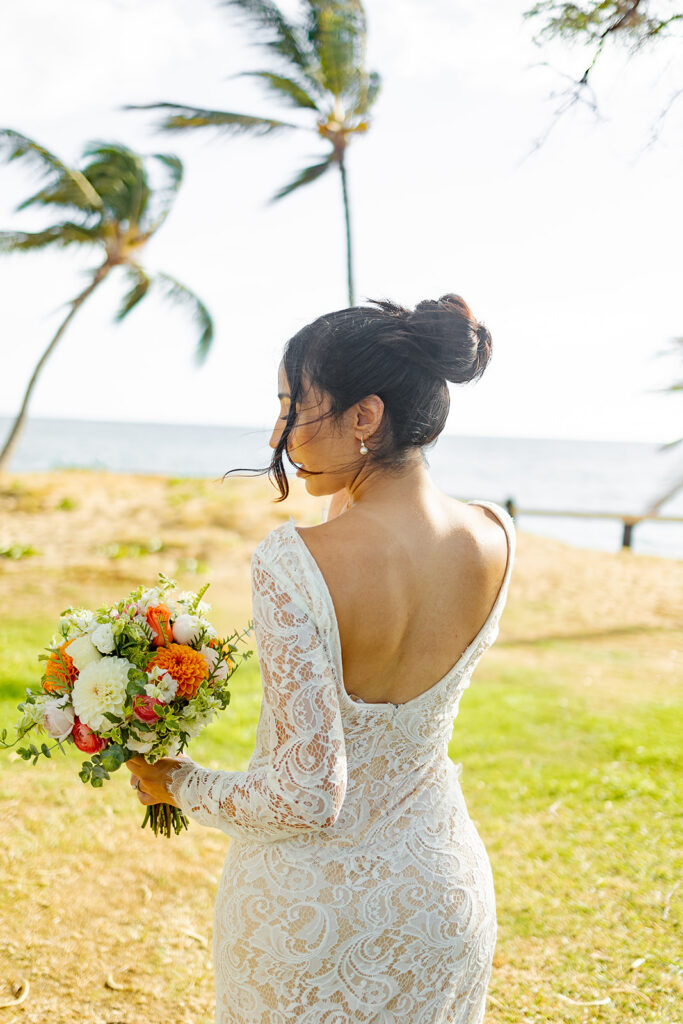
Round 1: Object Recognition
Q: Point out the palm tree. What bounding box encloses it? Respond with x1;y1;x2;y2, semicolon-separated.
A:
131;0;380;305
0;130;213;472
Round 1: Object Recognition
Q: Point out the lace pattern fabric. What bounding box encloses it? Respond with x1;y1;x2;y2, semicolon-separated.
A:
168;501;515;1024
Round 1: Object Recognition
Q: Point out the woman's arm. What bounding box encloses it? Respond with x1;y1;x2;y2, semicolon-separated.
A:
128;550;347;841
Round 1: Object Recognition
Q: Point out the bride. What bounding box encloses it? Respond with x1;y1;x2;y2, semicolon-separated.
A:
127;293;515;1023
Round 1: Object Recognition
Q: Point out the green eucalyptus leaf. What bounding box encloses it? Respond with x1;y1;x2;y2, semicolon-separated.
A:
99;745;126;773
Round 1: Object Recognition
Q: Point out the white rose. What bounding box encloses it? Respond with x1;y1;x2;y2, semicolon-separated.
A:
173;614;201;645
201;645;229;681
67;634;103;673
125;730;157;754
43;699;75;741
72;656;132;731
91;622;116;655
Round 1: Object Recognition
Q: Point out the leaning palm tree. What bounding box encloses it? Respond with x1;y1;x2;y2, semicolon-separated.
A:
0;130;213;472
131;0;380;305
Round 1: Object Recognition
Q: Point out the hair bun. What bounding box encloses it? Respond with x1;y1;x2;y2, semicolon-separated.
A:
403;293;492;384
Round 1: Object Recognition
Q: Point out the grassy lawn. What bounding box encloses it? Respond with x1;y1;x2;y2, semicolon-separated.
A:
0;472;680;1023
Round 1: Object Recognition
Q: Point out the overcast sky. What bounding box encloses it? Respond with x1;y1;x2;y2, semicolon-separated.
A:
1;0;681;442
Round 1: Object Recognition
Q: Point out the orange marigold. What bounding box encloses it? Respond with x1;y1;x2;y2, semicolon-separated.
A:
147;643;208;699
43;641;78;694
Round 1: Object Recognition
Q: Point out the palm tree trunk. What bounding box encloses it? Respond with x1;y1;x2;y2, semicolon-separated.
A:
338;154;355;306
0;265;110;473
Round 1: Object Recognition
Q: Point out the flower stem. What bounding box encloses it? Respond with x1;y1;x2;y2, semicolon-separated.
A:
141;803;189;838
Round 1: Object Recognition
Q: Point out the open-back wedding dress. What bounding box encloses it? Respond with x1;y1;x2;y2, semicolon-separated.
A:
169;500;515;1023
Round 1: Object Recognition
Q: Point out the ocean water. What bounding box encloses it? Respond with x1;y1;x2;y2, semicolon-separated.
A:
3;416;682;559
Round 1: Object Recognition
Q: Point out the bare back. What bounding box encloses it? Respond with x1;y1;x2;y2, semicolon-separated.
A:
295;494;510;706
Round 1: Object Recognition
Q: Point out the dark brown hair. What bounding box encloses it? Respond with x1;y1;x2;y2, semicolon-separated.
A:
268;293;492;500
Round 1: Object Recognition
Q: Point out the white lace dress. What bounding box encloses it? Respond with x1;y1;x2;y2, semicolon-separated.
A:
169;500;515;1024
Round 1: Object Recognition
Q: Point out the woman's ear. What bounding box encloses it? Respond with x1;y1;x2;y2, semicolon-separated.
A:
354;394;384;437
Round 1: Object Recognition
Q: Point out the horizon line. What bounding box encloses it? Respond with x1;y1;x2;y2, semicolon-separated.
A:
0;412;675;448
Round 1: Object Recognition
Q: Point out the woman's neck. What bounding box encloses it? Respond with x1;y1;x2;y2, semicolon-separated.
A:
346;454;440;512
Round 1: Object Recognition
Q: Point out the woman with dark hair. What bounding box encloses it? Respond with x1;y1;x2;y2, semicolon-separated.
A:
128;294;515;1023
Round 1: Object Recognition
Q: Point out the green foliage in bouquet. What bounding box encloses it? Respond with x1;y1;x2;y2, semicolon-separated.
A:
1;574;253;837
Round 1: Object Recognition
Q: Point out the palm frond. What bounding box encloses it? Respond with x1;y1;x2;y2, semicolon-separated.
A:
141;153;184;235
354;70;381;116
82;142;150;226
153;153;183;192
0;222;103;253
238;71;321;111
127;103;298;137
115;264;152;321
155;272;214;363
272;156;334;201
221;0;312;74
307;1;368;98
0;129;103;212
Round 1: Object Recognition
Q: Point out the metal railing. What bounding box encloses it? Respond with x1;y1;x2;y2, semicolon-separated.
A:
502;499;683;549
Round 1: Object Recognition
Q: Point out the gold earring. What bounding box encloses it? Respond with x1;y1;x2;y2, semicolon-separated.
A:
359;436;369;455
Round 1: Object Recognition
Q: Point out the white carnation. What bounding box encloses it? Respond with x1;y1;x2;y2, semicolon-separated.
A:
91;622;116;655
68;634;103;672
72;657;132;731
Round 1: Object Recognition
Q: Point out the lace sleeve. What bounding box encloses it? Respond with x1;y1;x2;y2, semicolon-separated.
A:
167;548;348;841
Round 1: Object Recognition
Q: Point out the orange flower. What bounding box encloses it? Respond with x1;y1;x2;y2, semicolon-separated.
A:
43;641;78;694
146;604;173;647
147;643;208;699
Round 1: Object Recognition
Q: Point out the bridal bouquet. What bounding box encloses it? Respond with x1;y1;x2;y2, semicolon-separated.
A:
1;575;252;837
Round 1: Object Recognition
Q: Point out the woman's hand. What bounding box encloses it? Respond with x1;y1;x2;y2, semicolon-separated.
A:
126;755;192;807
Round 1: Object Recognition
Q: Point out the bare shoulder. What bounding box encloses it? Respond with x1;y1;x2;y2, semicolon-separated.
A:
294;512;403;615
467;502;510;565
294;513;380;580
295;500;509;597
459;502;511;603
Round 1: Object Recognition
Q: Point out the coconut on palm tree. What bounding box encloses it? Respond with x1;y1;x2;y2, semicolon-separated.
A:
131;0;380;305
0;130;213;472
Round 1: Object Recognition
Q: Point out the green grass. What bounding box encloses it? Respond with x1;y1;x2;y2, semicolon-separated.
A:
1;620;680;1023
